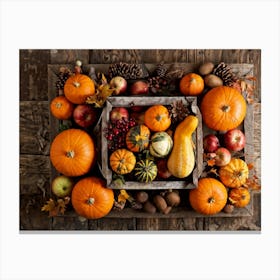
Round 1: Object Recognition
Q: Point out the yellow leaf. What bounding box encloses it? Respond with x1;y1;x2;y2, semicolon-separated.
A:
118;189;130;203
240;80;247;92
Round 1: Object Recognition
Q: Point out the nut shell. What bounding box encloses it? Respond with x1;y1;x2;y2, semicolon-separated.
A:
143;201;157;214
204;74;223;88
199;62;215;76
165;191;181;207
135;191;149;204
153;195;168;213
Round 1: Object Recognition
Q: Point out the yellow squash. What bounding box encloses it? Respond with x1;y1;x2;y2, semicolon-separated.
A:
167;115;198;178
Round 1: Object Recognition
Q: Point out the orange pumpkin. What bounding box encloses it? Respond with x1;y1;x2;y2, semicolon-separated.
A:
179;73;204;96
50;129;95;176
109;148;136;175
126;124;150;152
229;187;250;208
71;176;114;219
144;105;171;132
201;86;246;131
64;73;95;104
189;178;228;215
50;95;74;120
219;158;249;188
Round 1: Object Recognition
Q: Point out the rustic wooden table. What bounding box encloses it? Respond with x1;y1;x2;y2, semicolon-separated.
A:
20;49;261;231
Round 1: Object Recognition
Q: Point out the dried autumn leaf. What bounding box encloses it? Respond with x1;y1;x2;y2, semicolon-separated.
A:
41;198;58;217
118;189;130;203
243;177;261;190
86;84;114;107
209;168;219;177
207;159;216;167
57;197;70;215
247;163;254;170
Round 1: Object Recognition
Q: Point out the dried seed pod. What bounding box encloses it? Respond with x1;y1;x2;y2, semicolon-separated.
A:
143;201;157;214
165;191;181;207
135;191;149;204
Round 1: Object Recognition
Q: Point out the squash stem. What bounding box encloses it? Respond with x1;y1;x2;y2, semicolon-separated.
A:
87;197;95;205
222;105;230;112
66;150;75;158
208;197;215;204
73;81;80;88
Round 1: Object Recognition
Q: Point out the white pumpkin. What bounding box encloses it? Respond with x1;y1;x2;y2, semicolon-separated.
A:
149;132;173;158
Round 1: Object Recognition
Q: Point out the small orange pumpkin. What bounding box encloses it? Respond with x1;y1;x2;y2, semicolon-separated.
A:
201;86;247;131
179;73;204;96
219;158;249;188
50;95;74;120
126;124;150;152
229;187;250;208
50;129;95;176
71;176;114;219
189;178;228;215
109;148;136;175
144;105;171;132
64;73;95;104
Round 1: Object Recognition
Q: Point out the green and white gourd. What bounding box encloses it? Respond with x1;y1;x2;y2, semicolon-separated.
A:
149;132;173;158
134;159;158;183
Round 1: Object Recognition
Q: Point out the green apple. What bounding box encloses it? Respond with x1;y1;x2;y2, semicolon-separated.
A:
51;175;74;198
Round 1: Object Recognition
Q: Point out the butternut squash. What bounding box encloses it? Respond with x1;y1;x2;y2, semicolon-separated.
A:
167;115;198;178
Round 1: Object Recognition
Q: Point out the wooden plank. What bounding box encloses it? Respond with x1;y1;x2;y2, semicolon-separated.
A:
20;194;52;230
89;218;136;230
50;49;89;64
20;155;51;196
52;216;89;230
20;101;50;155
20;49;50;101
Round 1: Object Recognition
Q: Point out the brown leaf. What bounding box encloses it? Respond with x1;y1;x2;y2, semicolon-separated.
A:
209;168;219;177
243;177;261;190
247;163;254;170
41;197;70;217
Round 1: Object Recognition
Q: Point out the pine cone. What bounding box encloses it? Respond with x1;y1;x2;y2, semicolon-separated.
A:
168;100;190;125
108;62;147;80
213;62;236;86
154;62;168;78
55;67;71;90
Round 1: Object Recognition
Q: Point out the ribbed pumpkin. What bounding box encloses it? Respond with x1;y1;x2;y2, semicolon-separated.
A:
201;86;246;131
64;73;95;104
144;105;171;132
189;178;228;215
109;148;136;175
50;95;74;120
149;132;173;158
179;73;204;96
126;124;150;152
219;158;249;188
134;159;158;183
50;129;95;177
71;177;114;219
229;187;251;208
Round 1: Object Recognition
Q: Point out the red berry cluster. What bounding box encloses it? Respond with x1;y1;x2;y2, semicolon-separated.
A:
105;118;136;151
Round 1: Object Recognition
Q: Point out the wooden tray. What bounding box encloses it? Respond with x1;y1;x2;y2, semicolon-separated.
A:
99;96;203;189
48;63;257;218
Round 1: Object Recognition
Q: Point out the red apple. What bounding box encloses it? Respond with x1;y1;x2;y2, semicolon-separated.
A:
110;107;129;123
224;129;246;151
157;159;172;179
130;80;149;95
51;175;74;198
203;134;220;153
73;104;98;128
109;76;127;95
214;147;231;167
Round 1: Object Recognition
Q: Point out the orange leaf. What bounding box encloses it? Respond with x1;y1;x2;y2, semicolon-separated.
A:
247;163;254;170
207;159;216;167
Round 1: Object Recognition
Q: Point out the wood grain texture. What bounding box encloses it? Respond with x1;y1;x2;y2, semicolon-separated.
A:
20;49;50;101
20;101;50;155
50;49;89;64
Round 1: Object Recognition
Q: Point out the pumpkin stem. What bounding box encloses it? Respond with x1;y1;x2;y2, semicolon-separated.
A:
87;197;95;205
66;150;75;158
155;114;162;122
73;81;80;88
208;197;215;204
221;105;230;112
55;102;62;109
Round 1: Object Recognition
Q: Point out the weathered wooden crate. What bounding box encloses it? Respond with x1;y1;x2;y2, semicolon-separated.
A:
99;96;203;189
48;63;257;218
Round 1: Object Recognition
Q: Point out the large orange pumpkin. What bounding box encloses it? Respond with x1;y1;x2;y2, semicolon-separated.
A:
50;129;95;176
229;187;250;208
219;158;249;188
189;178;228;215
64;73;95;104
179;73;204;96
144;105;171;132
50;95;74;120
71;177;114;219
201;86;246;131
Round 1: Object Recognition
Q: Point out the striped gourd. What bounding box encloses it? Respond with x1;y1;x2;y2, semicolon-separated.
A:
149;132;173;158
126;124;150;152
134;159;158;183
